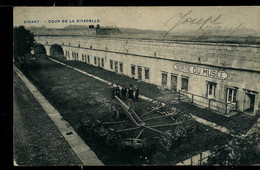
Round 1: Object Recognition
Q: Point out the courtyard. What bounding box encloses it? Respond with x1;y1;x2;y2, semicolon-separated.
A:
14;55;259;165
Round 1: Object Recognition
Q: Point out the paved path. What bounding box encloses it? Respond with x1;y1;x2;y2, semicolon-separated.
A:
13;70;82;166
14;65;104;166
176;150;211;165
49;58;246;137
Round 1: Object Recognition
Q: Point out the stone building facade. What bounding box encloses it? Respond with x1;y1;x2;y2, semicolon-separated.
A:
35;35;260;116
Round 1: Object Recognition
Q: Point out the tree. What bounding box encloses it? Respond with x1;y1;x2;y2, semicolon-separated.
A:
14;26;35;60
14;26;36;71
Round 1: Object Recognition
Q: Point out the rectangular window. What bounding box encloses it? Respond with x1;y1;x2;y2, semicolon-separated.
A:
120;62;123;72
115;61;118;73
94;57;97;65
98;57;100;67
207;82;217;98
162;72;168;85
76;53;78;60
145;68;150;79
101;58;104;67
138;66;142;81
82;54;84;61
110;60;113;69
227;88;237;103
181;77;189;91
131;65;136;76
87;55;90;63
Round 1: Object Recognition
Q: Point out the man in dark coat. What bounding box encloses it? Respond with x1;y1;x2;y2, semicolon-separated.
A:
111;84;115;99
128;84;134;100
134;86;139;102
121;85;127;100
115;84;120;98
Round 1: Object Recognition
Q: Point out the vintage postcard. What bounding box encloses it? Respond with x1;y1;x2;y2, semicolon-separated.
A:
13;7;260;166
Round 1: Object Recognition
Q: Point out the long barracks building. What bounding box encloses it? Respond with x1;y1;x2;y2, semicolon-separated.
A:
34;35;260;116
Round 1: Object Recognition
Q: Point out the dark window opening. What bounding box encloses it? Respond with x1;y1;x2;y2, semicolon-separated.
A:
110;60;113;69
145;68;150;79
98;57;100;67
115;61;118;73
131;65;136;76
120;62;123;72
94;57;97;65
162;73;168;85
181;77;189;91
101;58;104;67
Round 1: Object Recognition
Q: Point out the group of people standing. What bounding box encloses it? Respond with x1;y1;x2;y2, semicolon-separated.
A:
111;84;139;101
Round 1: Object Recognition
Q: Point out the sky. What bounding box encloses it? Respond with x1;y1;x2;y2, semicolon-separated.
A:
14;7;260;35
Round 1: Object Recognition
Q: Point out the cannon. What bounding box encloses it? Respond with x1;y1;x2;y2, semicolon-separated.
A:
81;95;196;151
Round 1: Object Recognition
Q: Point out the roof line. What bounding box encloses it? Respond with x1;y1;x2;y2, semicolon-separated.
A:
43;44;260;73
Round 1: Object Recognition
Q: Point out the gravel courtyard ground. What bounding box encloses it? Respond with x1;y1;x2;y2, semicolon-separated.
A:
13;55;259;165
13;72;82;166
56;57;260;135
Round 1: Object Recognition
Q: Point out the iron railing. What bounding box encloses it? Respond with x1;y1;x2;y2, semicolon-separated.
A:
178;90;238;114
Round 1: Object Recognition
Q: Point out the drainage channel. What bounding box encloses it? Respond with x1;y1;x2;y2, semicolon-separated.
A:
14;65;104;166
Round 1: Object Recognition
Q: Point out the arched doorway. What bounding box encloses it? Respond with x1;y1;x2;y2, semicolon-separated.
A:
33;44;47;55
50;44;64;58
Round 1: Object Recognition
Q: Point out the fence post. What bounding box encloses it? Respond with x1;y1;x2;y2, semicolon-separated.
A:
191;156;193;165
208;99;211;109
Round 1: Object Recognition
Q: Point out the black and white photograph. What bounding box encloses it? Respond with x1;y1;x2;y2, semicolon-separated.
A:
13;6;260;166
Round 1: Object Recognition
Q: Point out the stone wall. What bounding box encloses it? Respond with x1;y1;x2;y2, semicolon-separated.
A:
38;35;260;115
35;35;260;71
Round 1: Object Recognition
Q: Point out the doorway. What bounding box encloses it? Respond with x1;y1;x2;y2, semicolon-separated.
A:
138;66;142;81
171;74;177;91
244;93;255;113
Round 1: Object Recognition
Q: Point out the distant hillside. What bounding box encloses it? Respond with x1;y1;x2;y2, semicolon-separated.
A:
63;25;90;29
27;25;260;45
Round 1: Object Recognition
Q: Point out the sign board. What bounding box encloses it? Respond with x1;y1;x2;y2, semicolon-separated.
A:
174;63;228;80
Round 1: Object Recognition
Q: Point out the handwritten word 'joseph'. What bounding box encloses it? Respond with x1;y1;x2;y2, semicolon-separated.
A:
164;10;254;36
